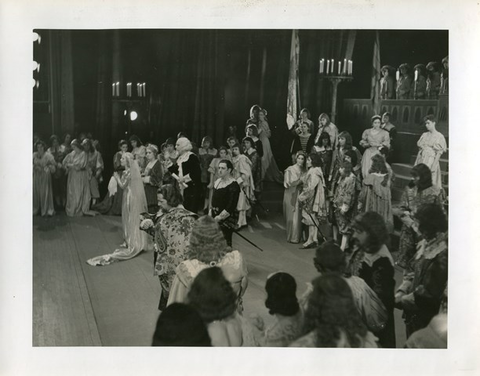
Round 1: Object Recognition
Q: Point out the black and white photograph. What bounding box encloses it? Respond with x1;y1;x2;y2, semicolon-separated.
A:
1;0;480;375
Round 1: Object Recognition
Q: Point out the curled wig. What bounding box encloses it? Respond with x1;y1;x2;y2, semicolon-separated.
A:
303;274;368;347
369;154;388;175
158;182;184;207
265;272;300;317
337;131;353;150
410;163;433;191
308;152;324;169
188;267;237;324
352;212;390;253
152;303;211;346
415;203;447;241
344;149;358;167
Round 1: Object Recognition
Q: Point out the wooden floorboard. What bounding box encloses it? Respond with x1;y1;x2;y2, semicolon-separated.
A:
33;215;101;346
33;212;406;347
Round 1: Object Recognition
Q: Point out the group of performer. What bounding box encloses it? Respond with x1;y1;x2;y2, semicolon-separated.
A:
283;109;447;254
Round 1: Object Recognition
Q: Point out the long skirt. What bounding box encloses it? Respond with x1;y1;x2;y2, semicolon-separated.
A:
65;170;91;217
33;170;55;216
361;147;380;179
284;185;303;243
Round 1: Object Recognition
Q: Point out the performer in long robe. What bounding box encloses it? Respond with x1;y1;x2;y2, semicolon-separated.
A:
63;139;91;217
168;137;202;214
298;153;328;249
359;115;390;179
47;135;67;210
231;144;255;228
414;115;447;188
87;153;148;266
283;151;306;244
314;113;339;150
358;154;394;233
82;138;104;207
33;140;56;216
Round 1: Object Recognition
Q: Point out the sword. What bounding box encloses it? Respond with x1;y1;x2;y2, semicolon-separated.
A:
225;225;264;252
305;209;328;243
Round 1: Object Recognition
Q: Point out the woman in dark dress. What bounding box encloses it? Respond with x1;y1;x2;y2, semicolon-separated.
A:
168;137;202;214
210;159;240;246
142;144;163;214
347;211;396;348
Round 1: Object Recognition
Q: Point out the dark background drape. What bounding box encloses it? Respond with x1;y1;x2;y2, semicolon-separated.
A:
33;29;448;185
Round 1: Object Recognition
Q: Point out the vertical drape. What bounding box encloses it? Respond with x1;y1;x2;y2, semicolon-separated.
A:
49;30;75;136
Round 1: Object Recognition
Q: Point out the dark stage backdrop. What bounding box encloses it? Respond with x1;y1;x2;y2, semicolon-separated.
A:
33;29;448;189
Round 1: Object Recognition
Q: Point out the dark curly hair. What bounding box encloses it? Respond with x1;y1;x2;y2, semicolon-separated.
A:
152;303;211;346
265;272;300;316
410;163;433;191
128;134;143;147
313;241;346;274
352;212;390;253
369;154;388;175
303;274;368;347
344;149;358;167
187;267;237;324
317;131;331;148
415;203;447;240
340;161;353;176
308;152;324;169
158;182;183;207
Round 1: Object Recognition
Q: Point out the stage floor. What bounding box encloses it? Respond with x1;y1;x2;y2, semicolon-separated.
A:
33;212;406;347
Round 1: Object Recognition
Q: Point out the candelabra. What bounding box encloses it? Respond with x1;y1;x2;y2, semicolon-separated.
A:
319;58;353;123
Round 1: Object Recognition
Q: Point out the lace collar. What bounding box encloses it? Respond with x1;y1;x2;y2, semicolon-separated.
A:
214;177;236;189
176;151;193;166
363;244;394;267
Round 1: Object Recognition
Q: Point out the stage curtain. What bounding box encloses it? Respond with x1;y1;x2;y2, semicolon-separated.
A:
49;30;75;136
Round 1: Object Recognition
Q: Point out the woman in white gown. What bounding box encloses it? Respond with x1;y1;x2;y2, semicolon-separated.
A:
246;105;283;183
87;153;148;266
258;109;283;183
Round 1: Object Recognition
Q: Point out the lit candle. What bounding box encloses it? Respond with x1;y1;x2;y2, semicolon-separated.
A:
414;70;418;81
326;60;330;75
338;61;341;75
137;83;140;97
343;59;347;75
331;59;334;74
396;70;400;81
112;83;115;96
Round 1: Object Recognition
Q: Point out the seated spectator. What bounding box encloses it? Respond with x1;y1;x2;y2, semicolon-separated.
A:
395;203;448;337
188;267;259;347
290;274;378;348
347;211;396;348
299;242;387;335
251;272;304;347
168;215;248;310
152;303;211;346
